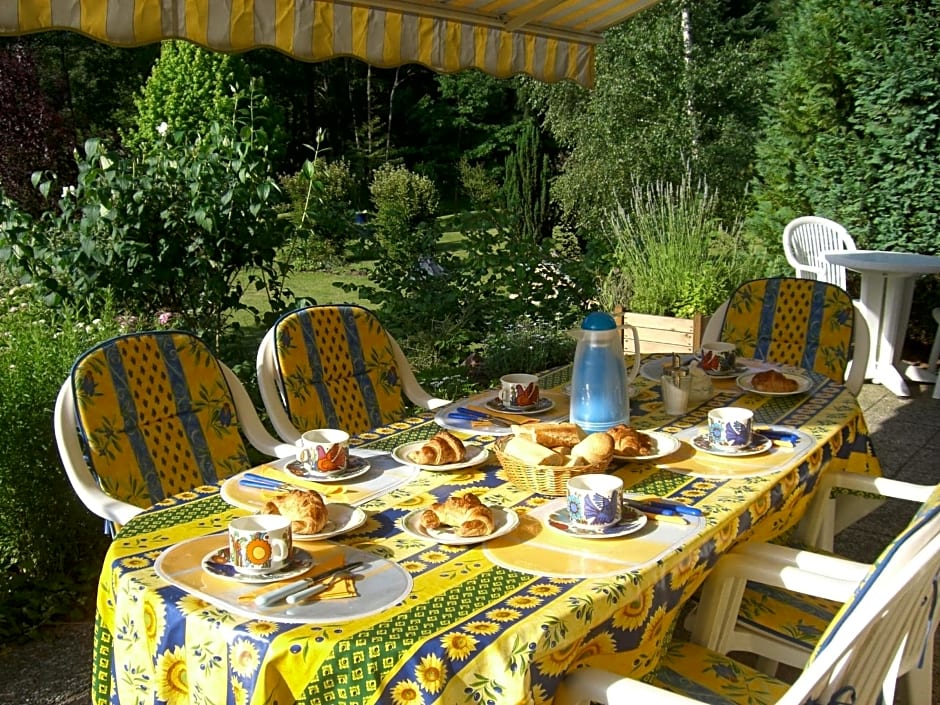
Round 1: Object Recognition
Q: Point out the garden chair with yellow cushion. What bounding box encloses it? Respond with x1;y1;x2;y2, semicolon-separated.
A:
702;278;873;556
256;304;450;443
54;330;296;533
701;277;869;395
555;496;940;705
682;477;938;705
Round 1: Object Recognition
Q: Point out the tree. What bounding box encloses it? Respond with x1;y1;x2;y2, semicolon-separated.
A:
502;120;554;242
748;0;940;257
0;44;74;215
527;0;774;239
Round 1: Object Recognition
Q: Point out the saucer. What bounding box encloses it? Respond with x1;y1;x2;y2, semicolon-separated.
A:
202;546;314;583
703;364;749;379
285;455;371;482
485;396;555;415
692;433;772;457
545;504;647;539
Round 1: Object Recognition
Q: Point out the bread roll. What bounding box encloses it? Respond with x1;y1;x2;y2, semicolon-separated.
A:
262;489;329;534
511;422;585;448
408;431;466;465
503;436;566;466
570;433;615;464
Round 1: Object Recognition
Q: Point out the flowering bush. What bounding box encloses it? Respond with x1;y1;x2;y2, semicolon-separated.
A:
0;100;293;346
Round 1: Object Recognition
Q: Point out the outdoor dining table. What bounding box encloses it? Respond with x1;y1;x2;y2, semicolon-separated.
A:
822;249;940;397
91;358;881;705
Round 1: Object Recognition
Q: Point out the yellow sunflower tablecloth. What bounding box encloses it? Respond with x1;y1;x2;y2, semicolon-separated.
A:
92;363;880;705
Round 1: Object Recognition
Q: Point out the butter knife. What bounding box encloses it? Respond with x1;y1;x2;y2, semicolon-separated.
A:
254;561;364;607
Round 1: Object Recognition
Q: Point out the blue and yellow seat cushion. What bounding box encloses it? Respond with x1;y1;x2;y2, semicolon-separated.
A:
71;331;250;509
720;278;854;384
272;305;406;435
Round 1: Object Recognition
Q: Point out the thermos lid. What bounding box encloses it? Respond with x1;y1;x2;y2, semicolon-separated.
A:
581;311;617;331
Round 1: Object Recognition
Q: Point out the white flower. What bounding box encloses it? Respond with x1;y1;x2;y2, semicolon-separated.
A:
157;121;169;136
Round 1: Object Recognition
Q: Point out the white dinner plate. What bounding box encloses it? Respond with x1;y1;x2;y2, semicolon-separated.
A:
292;503;368;541
691;433;773;457
399;506;519;545
201;546;315;583
284;455;371;482
545;502;648;539
613;430;681;461
736;371;813;396
391;442;489;472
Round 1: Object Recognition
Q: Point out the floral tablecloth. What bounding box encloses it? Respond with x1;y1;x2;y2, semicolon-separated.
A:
92;362;879;705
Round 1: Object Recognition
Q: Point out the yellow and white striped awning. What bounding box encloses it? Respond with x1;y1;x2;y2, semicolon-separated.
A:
0;0;661;88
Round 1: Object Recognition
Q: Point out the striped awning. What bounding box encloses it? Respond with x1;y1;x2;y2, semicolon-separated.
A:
0;0;662;88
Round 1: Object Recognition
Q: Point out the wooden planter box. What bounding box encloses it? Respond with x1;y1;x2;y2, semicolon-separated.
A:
614;307;709;355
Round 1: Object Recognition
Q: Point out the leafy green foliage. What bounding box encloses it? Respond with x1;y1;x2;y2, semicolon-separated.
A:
0;104;293;346
748;0;940;261
527;0;773;237
280;151;358;269
599;173;762;317
0;285;120;642
122;41;245;153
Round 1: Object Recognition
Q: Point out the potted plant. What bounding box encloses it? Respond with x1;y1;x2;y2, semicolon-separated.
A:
597;175;759;354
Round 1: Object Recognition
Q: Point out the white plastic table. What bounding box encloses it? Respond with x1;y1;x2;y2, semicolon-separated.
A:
822;250;940;396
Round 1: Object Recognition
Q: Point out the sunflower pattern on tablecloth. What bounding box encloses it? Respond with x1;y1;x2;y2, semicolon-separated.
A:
719;277;854;384
273;305;407;435
72;331;250;509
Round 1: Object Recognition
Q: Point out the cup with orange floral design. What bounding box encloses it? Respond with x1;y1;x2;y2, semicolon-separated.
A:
499;373;540;410
228;515;292;574
296;428;350;473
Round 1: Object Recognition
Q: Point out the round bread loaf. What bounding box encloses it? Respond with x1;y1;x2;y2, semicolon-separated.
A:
569;432;615;464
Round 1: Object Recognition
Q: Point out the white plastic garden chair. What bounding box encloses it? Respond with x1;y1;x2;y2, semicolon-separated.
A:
783;216;857;289
256;304;450;443
684;474;938;705
555;501;940;705
701;278;870;396
55;331;296;532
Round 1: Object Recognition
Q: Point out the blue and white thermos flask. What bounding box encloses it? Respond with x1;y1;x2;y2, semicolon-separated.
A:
568;312;630;432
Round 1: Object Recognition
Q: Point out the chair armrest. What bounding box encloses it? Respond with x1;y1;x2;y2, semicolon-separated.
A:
794;471;934;549
388;333;452;410
689;543;867;653
222;363;298;458
556;666;701;705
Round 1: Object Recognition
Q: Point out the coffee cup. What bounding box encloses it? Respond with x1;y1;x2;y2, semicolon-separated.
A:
566;474;623;531
707;407;753;448
700;341;737;374
228;514;293;574
499;373;540;410
296;428;349;473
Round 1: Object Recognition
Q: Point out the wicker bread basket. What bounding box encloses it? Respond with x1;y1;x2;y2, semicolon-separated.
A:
493;436;613;496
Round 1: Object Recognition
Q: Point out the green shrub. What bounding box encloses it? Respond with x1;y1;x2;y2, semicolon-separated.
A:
598;174;762;317
0;285;121;642
0;99;292;347
280;155;358;269
478;317;578;380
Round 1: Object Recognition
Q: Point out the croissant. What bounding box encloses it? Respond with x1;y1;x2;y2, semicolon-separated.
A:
419;493;495;537
606;425;654;457
262;489;329;534
408;431;466;465
752;369;798;393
